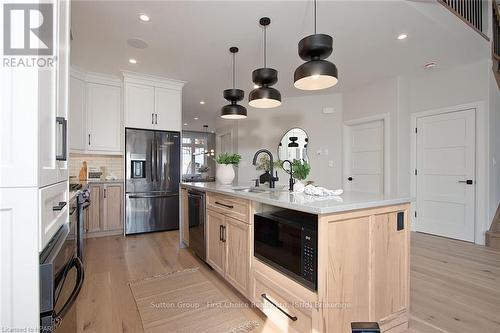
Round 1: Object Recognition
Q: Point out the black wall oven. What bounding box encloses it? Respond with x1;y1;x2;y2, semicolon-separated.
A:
254;210;318;290
40;199;84;333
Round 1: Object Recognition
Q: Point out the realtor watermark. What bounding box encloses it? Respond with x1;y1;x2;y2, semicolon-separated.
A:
2;3;56;68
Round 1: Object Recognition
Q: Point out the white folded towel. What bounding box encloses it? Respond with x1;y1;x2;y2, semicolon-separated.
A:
295;184;343;197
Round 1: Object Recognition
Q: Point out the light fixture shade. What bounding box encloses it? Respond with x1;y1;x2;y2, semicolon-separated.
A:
221;103;247;119
294;32;339;91
220;47;247;119
294;59;338;90
248;86;281;108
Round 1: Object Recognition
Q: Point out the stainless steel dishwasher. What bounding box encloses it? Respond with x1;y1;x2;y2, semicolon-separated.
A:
188;189;206;261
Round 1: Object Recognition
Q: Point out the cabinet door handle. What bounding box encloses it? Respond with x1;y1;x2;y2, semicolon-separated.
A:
219;225;223;241
103;188;106;198
152;113;154;124
53;201;67;211
458;180;474;185
56;117;67;161
215;201;234;209
261;294;297;321
222;225;226;242
88;134;91;146
155;114;158;124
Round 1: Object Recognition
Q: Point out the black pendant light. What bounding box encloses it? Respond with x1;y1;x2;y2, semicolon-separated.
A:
249;17;281;108
294;0;338;90
221;47;247;119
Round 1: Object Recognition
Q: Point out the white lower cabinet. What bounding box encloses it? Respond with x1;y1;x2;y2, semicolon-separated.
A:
0;188;41;330
39;181;69;252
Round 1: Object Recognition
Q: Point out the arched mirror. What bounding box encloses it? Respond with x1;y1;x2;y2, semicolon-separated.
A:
277;128;309;163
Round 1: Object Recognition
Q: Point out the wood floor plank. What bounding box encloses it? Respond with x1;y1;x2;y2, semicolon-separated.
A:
76;231;500;333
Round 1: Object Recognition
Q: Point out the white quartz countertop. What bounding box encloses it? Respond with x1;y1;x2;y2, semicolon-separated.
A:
181;182;413;215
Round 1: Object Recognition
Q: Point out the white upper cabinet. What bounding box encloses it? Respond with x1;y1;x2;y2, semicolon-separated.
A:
123;71;185;132
125;83;155;129
87;83;121;152
155;87;182;131
69;75;86;151
68;70;123;154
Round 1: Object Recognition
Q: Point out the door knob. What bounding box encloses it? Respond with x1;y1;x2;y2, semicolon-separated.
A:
348;177;354;181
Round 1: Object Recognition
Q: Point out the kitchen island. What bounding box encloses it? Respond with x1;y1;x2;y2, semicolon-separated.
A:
181;182;412;333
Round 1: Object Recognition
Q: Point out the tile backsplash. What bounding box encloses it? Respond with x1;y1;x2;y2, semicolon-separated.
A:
70;153;123;180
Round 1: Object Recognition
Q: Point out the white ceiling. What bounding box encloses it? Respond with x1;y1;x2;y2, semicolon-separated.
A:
70;0;488;131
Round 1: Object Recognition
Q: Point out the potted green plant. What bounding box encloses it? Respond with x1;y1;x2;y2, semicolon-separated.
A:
291;159;311;192
215;153;242;185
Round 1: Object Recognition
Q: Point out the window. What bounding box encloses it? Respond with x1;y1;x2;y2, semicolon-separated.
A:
182;131;216;180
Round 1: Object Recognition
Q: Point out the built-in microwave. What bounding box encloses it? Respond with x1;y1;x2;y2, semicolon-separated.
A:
254;209;318;290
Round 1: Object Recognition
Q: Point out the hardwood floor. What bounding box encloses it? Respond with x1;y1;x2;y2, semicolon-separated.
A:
76;231;500;333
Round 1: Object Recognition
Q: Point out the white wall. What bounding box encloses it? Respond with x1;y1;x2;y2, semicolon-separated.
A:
489;69;500;221
234;93;343;189
343;77;400;195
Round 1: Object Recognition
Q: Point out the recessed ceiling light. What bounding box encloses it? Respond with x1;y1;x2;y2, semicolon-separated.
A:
397;33;408;40
183;123;188;126
424;62;437;69
194;117;199;120
200;101;205;105
211;131;215;133
129;58;137;64
139;14;150;22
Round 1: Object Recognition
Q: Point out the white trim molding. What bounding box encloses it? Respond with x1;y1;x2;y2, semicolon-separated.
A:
410;101;488;245
121;70;186;90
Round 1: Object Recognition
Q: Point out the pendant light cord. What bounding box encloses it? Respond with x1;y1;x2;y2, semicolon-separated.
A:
232;52;235;88
263;25;267;68
314;0;317;34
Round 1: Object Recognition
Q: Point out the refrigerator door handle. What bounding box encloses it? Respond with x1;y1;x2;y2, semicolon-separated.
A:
156;136;160;184
150;142;154;182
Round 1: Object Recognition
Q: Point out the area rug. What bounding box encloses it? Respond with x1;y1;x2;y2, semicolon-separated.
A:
129;267;260;333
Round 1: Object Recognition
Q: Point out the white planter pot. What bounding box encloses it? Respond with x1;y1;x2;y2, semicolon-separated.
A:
216;164;235;185
293;180;305;193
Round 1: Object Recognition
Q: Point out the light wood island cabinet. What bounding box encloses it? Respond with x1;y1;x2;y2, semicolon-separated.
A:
206;192;252;297
181;184;410;333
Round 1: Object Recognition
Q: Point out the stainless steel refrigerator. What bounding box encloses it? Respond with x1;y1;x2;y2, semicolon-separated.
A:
125;128;180;235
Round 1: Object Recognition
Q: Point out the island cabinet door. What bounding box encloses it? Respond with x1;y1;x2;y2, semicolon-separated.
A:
206;209;226;276
319;204;410;333
224;216;251;297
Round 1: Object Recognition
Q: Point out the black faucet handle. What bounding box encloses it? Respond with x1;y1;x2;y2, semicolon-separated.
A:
273;171;279;181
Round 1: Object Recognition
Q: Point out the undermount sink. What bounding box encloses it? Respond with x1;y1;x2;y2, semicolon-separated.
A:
232;185;288;194
232;187;270;194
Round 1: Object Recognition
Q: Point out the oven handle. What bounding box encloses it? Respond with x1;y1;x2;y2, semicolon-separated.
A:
54;257;85;327
261;293;297;321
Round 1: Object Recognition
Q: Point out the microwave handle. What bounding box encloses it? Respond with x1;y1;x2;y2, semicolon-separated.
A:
53;257;84;325
56;117;67;161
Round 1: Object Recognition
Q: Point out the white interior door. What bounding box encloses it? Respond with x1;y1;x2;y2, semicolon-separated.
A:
415;109;475;242
345;120;384;194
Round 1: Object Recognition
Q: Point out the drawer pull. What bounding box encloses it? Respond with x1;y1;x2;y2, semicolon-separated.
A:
53;201;67;211
215;201;234;209
261;293;297;321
